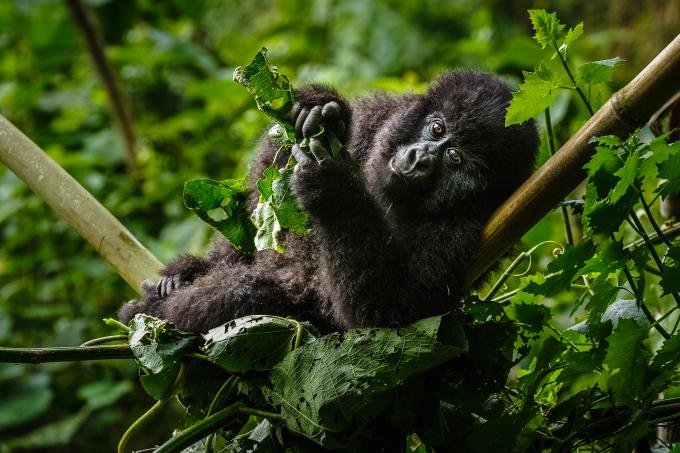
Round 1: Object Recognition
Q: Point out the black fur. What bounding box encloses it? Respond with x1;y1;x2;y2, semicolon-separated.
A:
119;70;538;333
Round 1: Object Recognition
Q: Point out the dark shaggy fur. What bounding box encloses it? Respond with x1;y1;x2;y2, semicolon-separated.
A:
119;70;538;333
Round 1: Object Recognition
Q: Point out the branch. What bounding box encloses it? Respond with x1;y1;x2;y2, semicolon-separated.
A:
63;0;140;181
468;34;680;284
0;114;163;290
0;345;133;364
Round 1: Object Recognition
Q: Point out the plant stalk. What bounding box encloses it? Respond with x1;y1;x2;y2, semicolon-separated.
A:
0;345;133;364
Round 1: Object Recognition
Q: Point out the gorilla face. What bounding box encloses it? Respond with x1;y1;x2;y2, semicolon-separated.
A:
363;71;537;218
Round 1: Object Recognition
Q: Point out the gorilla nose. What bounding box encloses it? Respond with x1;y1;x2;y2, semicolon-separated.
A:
391;146;435;179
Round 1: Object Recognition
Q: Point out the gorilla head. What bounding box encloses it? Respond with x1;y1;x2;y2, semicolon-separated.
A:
364;71;538;217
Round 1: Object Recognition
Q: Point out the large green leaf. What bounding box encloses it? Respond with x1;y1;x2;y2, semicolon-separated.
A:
603;319;649;406
202;315;316;372
268;314;467;448
128;314;198;375
505;64;559;126
233;47;295;140
183;178;256;253
576;57;624;85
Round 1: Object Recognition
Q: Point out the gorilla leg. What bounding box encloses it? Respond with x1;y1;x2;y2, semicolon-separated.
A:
160;262;302;333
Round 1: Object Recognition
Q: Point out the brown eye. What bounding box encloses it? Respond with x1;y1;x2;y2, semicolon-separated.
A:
431;121;445;138
447;148;462;164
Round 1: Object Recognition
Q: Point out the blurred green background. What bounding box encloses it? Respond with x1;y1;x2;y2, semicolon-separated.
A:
0;0;677;450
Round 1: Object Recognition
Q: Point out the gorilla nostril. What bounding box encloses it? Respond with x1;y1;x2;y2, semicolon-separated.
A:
391;146;435;178
414;156;434;172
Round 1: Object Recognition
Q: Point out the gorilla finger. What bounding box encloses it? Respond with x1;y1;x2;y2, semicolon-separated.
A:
295;108;309;137
309;137;331;162
141;279;156;295
334;120;346;140
172;275;182;291
156;278;164;297
163;277;174;298
321;101;341;119
302;106;323;138
291;144;314;169
290;102;301;123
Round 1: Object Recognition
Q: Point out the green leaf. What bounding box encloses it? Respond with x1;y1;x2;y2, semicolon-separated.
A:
564;22;584;48
585;283;619;326
252;159;309;253
603;319;649;406
609;149;638;203
140;363;180;400
505;64;559;126
583;145;638;235
128;314;198;374
651;332;680;373
578;239;627;276
462;296;509;324
639;139;680;185
223;418;279;452
202;315;316;372
507;303;551;332
660;263;680;295
183;178;256;253
523;242;597;296
576;57;624;85
556;350;603;393
233;47;295;139
656;151;680;196
528;10;565;49
269;314;467;448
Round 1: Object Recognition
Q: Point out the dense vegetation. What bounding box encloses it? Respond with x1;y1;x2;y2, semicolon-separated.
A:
1;1;679;451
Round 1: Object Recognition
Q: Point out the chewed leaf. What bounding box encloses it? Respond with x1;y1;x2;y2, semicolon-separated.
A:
128;314;198;375
251;198;283;253
183;178;256;253
251;158;309;253
268;314;467;448
202;315;316;372
233;47;295;140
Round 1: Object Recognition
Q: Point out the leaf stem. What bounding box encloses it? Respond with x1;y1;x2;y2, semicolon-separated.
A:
629;212;680;309
118;363;186;453
484;241;563;301
156;403;243;453
640;194;674;248
104;318;131;333
544;108;574;245
622;266;669;338
80;335;128;347
239;406;282;420
484;251;530;301
552;40;594;116
204;376;239;453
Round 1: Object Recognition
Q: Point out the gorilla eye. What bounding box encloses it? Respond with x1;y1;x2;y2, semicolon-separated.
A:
430;121;445;138
446;148;462;164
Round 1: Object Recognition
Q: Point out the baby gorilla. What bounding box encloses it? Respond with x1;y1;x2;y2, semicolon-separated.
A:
119;70;538;333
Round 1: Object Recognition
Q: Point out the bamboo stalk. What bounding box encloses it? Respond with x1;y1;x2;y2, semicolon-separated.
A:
0;114;162;291
468;33;680;285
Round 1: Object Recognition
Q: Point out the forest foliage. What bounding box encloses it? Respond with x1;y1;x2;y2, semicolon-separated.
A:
1;0;680;452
